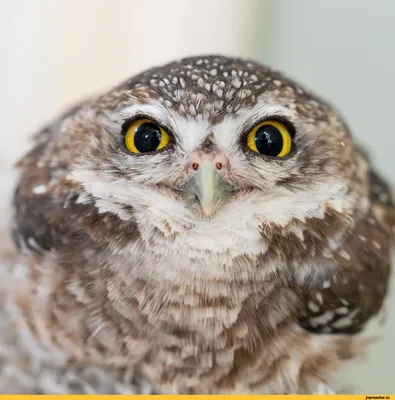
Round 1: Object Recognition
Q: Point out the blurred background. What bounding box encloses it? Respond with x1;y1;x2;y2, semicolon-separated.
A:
0;0;394;393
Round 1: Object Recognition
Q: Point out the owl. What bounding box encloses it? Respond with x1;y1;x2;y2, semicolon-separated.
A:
0;55;393;394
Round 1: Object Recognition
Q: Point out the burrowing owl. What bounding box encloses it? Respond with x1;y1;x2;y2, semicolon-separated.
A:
0;55;393;394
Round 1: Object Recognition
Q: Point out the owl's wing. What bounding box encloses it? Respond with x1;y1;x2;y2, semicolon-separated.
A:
11;102;89;254
297;169;394;335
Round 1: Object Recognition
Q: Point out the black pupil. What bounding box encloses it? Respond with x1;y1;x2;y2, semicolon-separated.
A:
134;122;162;153
255;125;284;156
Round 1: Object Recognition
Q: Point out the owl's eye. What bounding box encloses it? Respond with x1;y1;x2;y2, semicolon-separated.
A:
124;119;170;154
246;120;293;157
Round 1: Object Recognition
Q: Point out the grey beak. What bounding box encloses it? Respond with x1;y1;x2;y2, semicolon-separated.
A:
181;163;233;217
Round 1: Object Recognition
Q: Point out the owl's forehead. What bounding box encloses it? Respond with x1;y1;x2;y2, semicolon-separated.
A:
102;55;330;124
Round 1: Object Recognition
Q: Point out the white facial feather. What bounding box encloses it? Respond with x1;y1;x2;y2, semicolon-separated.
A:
69;167;356;261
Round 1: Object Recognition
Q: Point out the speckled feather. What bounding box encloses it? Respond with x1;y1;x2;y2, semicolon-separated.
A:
1;55;394;394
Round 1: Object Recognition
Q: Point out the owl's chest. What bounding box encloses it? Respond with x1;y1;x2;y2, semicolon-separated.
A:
137;209;267;261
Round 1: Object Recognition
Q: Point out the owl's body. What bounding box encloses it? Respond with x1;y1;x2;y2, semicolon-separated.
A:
0;55;393;394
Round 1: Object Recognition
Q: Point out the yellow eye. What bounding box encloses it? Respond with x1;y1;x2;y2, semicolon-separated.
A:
246;120;293;157
124;118;170;154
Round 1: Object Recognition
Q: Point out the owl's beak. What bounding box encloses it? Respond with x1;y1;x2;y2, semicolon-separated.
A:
181;163;233;217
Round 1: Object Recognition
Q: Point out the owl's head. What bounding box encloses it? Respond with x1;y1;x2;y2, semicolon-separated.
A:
14;56;369;279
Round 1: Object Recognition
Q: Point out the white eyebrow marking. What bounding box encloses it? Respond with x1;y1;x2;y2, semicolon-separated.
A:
119;101;171;127
213;102;296;151
115;98;297;156
119;100;211;153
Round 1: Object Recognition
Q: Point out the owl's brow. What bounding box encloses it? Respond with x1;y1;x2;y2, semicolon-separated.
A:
118;102;171;125
227;103;296;140
116;101;201;151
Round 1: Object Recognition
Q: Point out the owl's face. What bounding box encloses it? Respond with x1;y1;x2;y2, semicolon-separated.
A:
57;56;367;267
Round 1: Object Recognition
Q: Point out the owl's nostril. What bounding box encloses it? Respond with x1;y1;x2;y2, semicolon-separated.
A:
189;150;228;173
